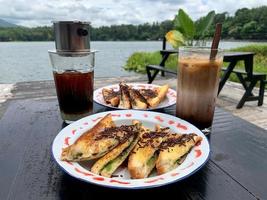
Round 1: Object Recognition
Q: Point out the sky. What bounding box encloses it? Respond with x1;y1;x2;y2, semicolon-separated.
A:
0;0;266;27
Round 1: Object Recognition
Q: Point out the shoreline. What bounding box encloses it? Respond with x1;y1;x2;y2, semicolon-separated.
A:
1;40;267;43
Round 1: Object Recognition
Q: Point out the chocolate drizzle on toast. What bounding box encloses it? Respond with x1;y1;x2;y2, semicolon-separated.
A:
129;89;148;105
159;133;197;150
95;125;138;144
137;128;170;149
139;89;157;99
105;90;120;101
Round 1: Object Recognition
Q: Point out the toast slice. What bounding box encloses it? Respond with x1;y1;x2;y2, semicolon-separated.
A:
118;82;131;109
139;84;169;108
128;127;170;179
61;114;138;162
91;137;134;175
61;114;115;161
156;133;202;175
102;88;120;107
91;120;142;177
129;88;148;109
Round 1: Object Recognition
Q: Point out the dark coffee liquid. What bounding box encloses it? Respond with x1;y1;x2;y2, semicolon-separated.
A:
53;70;94;122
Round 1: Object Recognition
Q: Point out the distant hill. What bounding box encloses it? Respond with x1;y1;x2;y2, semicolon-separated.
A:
0;19;18;27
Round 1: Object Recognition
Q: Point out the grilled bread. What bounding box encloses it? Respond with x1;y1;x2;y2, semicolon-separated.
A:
61;114;115;161
100;135;139;177
156;133;202;175
92;120;142;177
102;88;120;107
61;114;138;162
128;127;170;179
91;136;134;175
129;88;148;109
102;83;170;109
118;82;131;109
139;84;169;108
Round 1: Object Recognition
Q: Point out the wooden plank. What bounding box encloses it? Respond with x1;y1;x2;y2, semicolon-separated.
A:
147;65;177;74
212;109;267;199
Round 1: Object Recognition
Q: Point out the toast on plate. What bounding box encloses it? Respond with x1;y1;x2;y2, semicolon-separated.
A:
139;84;169;108
91;120;142;177
61;114;137;162
102;88;120;107
128;127;170;179
118;82;131;109
61;114;115;161
156;133;202;175
101;82;170;109
129;88;148;109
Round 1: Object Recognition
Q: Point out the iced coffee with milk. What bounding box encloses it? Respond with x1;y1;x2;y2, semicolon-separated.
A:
176;47;223;135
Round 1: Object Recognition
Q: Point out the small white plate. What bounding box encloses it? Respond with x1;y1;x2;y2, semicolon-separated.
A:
52;110;210;189
93;83;177;110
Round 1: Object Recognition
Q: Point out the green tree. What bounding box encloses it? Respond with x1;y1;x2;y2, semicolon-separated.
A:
0;6;266;41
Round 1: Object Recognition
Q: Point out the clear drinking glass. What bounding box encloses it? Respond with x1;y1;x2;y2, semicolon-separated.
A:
176;47;223;135
48;51;95;123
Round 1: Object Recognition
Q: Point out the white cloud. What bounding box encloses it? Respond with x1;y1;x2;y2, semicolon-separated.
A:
0;0;266;27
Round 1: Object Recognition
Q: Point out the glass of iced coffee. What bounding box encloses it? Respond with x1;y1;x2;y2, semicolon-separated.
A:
176;47;223;135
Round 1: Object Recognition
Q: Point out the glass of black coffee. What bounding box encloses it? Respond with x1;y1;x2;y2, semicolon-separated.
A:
49;51;95;123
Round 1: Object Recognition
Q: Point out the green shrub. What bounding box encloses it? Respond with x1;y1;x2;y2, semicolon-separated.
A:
230;45;267;56
124;51;162;73
124;51;178;73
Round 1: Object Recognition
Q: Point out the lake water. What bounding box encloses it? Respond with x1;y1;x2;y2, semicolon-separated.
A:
0;41;266;83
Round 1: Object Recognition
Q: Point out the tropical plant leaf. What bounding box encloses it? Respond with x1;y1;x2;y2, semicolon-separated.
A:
165;30;185;49
195;11;215;39
173;14;182;32
173;9;195;40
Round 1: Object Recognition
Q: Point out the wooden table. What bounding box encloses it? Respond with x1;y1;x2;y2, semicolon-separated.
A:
0;95;267;199
218;52;255;93
146;50;266;108
147;50;255;88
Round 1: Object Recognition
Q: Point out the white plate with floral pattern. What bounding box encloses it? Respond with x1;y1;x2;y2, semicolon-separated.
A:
52;110;210;189
93;83;176;110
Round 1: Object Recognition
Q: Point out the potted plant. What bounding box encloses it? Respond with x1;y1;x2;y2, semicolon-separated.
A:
166;9;215;48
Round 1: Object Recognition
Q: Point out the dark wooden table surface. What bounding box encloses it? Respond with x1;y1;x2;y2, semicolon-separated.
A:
0;97;267;200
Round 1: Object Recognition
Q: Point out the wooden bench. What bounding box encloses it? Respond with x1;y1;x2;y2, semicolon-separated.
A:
146;64;177;83
146;38;178;83
221;67;266;108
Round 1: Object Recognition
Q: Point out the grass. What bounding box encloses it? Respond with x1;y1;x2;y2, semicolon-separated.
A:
124;51;162;73
124;44;267;85
124;51;178;73
124;51;177;73
227;45;267;83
